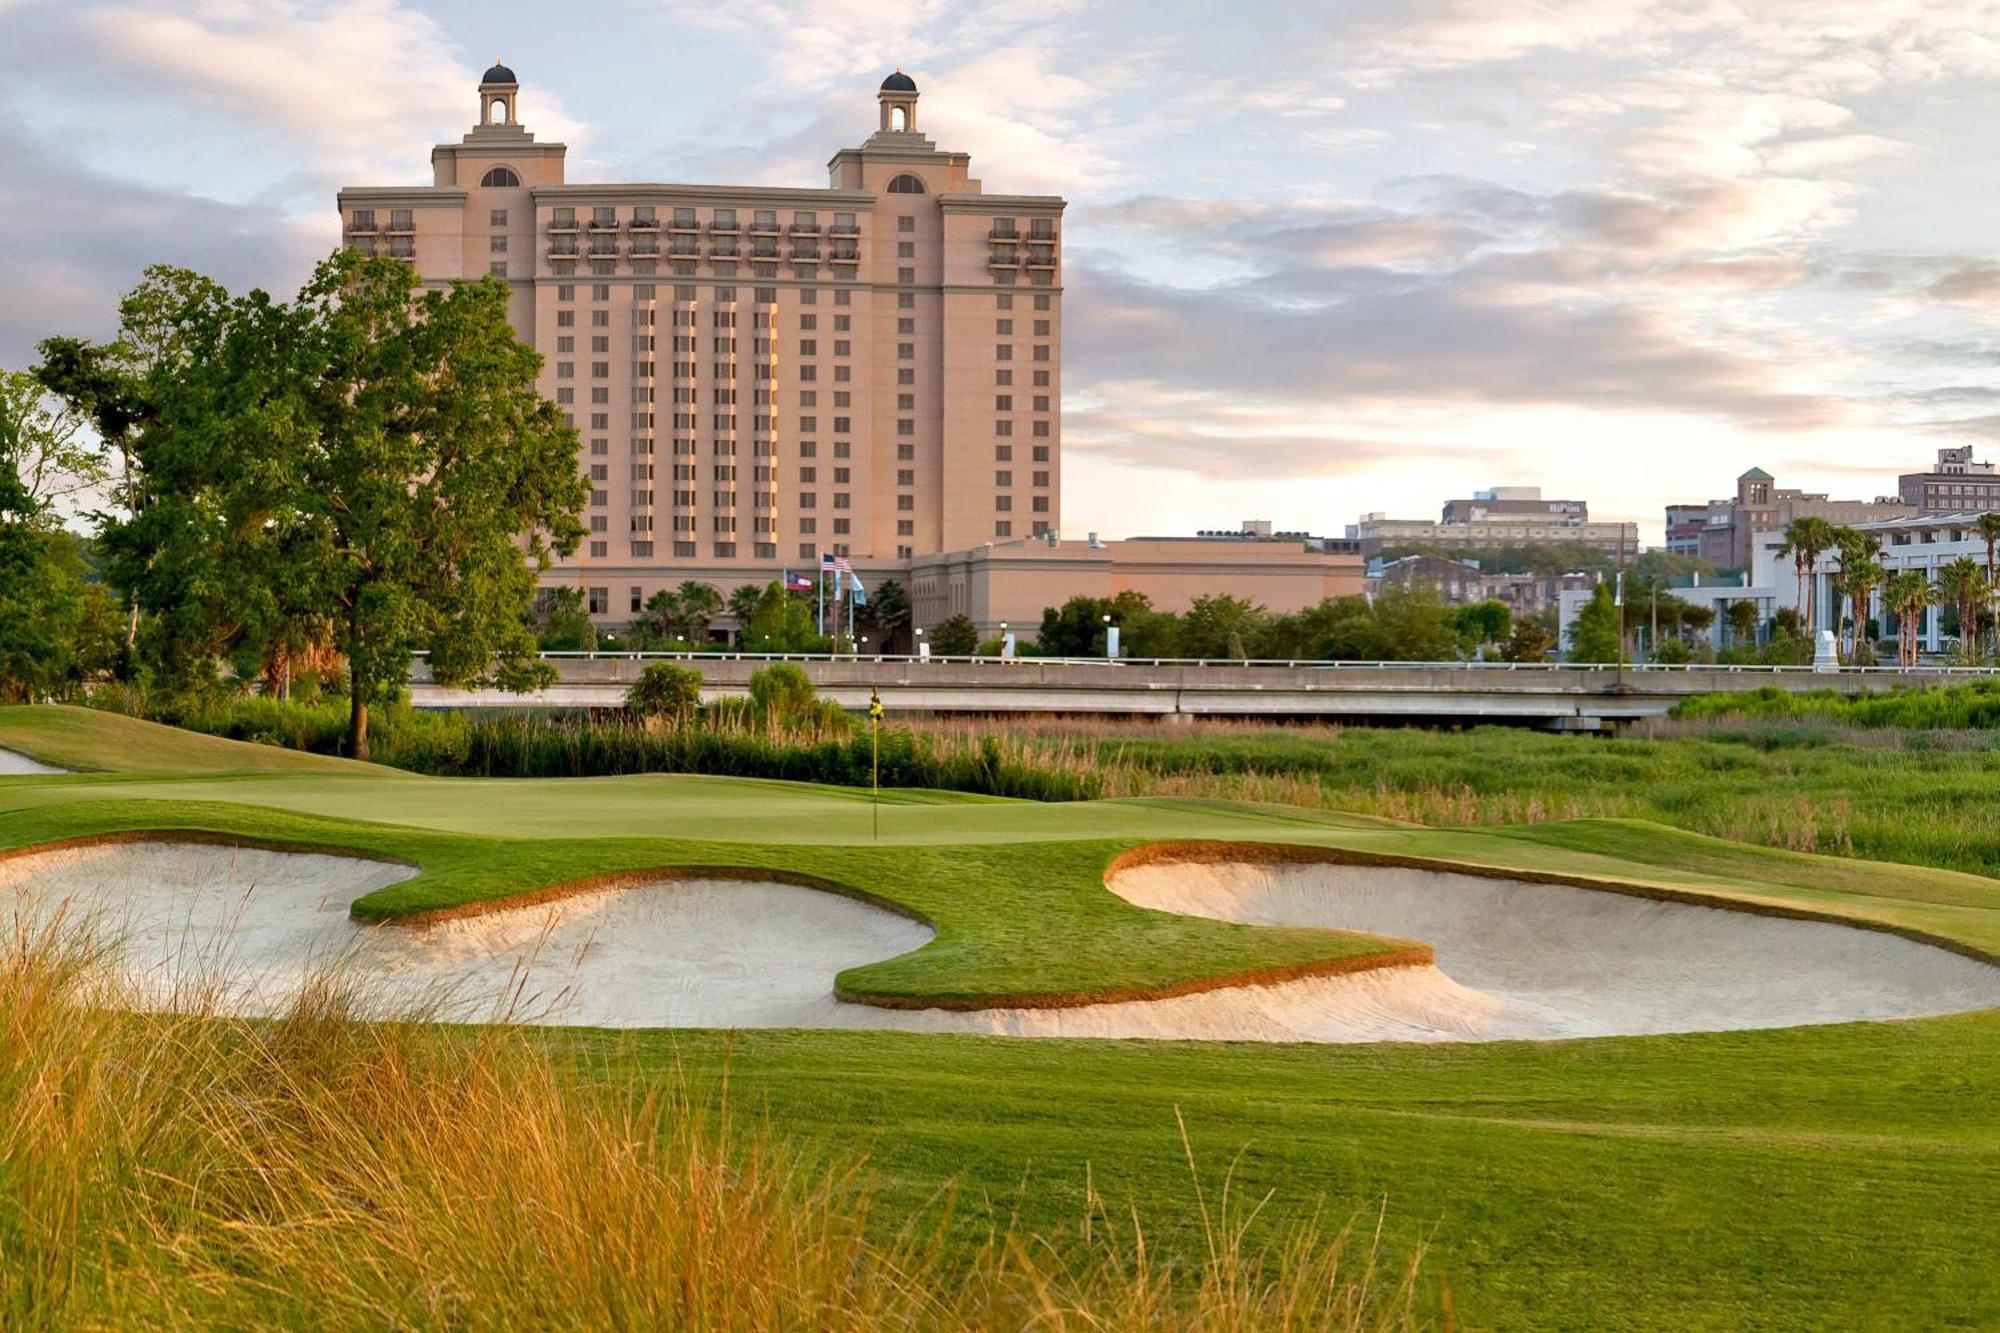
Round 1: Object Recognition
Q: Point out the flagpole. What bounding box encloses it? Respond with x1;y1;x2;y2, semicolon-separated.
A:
868;687;882;841
816;557;825;637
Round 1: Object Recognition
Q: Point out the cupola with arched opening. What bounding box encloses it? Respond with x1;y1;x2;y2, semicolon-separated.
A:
479;59;518;127
878;69;918;133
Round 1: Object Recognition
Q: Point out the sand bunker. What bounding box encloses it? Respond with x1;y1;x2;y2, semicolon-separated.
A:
0;842;934;1027
1107;859;2000;1040
5;840;1996;1041
0;747;64;775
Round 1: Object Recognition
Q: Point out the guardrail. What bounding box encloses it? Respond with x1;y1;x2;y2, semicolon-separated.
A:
426;652;2000;677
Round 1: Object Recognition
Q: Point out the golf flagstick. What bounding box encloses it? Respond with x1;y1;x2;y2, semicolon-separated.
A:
869;686;884;841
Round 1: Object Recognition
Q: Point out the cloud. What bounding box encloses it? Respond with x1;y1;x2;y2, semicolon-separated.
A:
71;0;589;185
1066;265;1841;433
1928;263;2000;307
0;136;321;368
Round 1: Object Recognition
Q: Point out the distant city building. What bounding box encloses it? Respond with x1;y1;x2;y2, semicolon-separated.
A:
1369;554;1594;615
1438;486;1587;525
1663;504;1709;557
910;532;1362;635
1898;446;2000;512
1347;486;1637;558
1682;467;1913;569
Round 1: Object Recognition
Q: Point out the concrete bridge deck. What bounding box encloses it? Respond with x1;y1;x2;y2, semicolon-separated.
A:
408;655;2000;729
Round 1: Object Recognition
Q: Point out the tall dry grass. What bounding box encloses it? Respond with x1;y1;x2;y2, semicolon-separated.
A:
0;912;1441;1330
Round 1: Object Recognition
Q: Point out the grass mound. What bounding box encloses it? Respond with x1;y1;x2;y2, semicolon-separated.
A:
0;704;384;777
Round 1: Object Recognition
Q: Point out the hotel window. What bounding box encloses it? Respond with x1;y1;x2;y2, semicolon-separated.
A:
591;311;610;328
833;467;851;483
996;496;1012;512
1034;294;1051;310
1032;496;1050;512
557;311;575;328
488;262;507;276
996;395;1013;411
1034;320;1051;335
897;242;915;258
995;421;1013;436
389;209;413;230
897;469;915;486
896;369;914;385
592;284;611;301
995;445;1012;461
996;345;1013;361
996;471;1012;487
1032;421;1050;437
898;268;915;283
898;344;914;360
996;294;1013;309
897;420;915;436
1033;345;1050;362
1032;471;1049;487
996;320;1013;335
897;444;915;461
995;521;1012;537
557;362;574;379
1034;395;1050;411
897;495;914;511
351;209;375;230
833;494;851;510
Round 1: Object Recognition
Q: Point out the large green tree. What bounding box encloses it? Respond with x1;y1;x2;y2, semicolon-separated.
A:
1567;582;1623;664
85;252;586;756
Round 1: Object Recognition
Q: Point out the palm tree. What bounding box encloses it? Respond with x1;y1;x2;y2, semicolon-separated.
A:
1831;527;1883;662
1780;516;1837;635
1883;570;1935;667
726;583;764;643
1935;557;1987;663
1975;511;2000;659
674;580;723;644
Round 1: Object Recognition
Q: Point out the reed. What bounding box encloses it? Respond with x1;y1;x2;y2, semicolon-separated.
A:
0;917;1437;1329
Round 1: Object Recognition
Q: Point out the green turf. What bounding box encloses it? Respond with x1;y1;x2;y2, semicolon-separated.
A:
1;703;1997;1327
584;1015;2000;1331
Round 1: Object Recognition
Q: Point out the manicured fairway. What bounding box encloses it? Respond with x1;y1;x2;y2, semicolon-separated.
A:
3;704;1998;1328
591;1016;2000;1330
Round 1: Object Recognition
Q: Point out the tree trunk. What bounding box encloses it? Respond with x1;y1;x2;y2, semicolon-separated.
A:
346;598;368;760
348;685;369;761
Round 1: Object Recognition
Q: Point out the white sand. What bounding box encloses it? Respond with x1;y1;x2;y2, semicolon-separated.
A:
5;841;1996;1041
1106;860;2000;1039
0;747;64;775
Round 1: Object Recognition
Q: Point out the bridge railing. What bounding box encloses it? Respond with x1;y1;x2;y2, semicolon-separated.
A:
415;651;2000;677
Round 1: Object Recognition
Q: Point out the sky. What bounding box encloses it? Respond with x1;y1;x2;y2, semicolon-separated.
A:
6;0;2000;544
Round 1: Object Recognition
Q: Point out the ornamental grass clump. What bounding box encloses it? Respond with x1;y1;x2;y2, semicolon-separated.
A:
0;915;1438;1330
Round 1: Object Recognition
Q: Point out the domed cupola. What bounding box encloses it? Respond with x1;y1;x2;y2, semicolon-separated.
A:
878;68;919;132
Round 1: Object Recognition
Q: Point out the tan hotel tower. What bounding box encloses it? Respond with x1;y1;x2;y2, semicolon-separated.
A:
338;64;1064;620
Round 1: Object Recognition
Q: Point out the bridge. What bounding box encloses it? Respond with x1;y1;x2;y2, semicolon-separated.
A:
406;654;1999;729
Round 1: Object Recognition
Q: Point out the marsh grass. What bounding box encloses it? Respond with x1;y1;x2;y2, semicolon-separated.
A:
0;914;1437;1330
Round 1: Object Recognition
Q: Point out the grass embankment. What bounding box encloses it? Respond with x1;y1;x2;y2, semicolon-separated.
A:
905;716;2000;877
49;690;2000;879
0;934;1427;1329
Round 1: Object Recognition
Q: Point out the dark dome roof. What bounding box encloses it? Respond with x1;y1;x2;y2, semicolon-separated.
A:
880;70;917;93
481;61;517;85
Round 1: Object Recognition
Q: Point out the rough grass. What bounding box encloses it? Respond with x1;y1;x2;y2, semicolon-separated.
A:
0;926;1433;1330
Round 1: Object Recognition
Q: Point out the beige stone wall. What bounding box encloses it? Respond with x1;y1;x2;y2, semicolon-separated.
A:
909;540;1365;636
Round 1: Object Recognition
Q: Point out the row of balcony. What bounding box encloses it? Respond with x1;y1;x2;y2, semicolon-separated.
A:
549;242;860;263
346;221;415;235
552;218;864;237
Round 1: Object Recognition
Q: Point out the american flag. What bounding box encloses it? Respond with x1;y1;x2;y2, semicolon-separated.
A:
819;551;854;575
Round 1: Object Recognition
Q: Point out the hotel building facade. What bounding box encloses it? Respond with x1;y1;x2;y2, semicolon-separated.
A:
339;64;1061;619
340;65;1360;633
